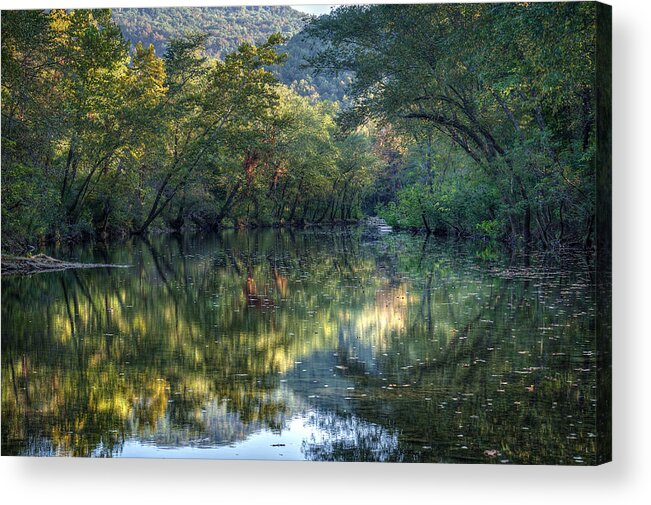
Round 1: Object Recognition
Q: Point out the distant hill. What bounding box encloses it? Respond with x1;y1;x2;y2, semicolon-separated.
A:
112;6;348;102
113;6;307;59
275;31;353;103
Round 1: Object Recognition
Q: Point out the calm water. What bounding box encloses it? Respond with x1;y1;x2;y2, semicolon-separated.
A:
2;228;602;463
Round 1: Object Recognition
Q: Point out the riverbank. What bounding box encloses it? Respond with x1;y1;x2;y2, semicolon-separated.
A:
1;254;130;276
1;218;368;257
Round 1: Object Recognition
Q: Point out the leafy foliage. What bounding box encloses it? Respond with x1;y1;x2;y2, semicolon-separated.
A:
307;3;600;247
113;6;305;59
112;6;346;102
2;4;603;252
1;8;379;251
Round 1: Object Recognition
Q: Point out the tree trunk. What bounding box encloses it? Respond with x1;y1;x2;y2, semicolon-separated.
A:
523;204;532;245
288;179;304;222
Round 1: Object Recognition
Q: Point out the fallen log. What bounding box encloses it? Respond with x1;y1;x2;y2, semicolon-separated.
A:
1;253;131;275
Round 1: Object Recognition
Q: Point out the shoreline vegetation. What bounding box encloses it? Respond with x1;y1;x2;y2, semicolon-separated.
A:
0;218;376;275
2;5;601;256
0;218;373;275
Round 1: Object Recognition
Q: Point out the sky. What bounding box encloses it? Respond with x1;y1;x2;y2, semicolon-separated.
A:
291;5;339;16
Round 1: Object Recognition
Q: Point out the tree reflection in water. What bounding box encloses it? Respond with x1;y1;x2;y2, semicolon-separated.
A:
2;229;602;463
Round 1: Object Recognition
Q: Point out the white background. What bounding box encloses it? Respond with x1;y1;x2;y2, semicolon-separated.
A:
1;0;649;503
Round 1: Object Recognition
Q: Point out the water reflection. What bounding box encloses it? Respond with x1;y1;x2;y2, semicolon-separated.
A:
2;229;601;463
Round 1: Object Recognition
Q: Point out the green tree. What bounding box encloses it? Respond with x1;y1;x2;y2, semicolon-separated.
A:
307;3;597;246
132;34;286;234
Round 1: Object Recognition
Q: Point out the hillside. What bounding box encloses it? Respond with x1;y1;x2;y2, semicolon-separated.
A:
113;6;307;59
112;6;348;101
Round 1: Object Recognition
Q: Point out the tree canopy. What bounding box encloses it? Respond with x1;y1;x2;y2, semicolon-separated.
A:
1;4;603;253
306;3;599;247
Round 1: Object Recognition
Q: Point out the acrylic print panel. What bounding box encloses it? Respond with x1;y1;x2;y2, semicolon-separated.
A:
0;2;611;464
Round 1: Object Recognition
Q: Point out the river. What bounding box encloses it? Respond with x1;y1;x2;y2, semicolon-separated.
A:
1;227;602;463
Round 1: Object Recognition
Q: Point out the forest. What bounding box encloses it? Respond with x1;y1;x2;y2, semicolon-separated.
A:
1;4;601;253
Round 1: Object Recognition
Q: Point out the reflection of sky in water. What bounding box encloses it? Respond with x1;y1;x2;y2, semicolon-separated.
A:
116;378;399;461
117;411;398;460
